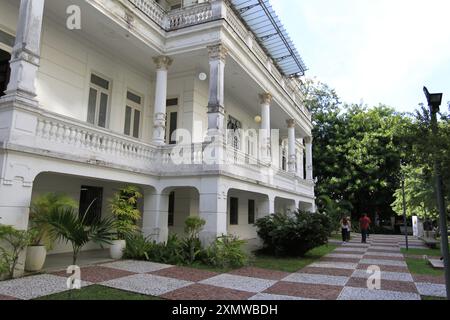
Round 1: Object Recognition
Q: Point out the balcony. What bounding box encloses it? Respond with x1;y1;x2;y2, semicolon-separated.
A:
2;104;313;197
127;0;311;122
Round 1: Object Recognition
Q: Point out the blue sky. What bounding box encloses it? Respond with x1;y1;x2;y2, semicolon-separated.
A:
272;0;450;113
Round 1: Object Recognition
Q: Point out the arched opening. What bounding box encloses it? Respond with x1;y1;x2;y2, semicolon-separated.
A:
162;186;200;237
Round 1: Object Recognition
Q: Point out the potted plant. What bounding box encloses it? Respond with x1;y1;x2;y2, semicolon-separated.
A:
109;186;142;259
26;193;77;272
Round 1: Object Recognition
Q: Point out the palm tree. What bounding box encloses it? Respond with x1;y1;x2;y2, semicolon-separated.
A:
41;201;115;265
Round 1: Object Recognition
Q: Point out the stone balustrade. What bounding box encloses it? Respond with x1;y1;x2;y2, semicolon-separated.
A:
167;3;213;29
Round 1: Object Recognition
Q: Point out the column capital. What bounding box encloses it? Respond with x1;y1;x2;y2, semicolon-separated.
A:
286;119;295;128
207;44;229;62
153;56;173;70
259;92;273;105
304;136;313;144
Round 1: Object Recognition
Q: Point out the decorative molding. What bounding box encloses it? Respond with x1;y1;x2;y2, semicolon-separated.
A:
207;44;228;62
152;55;173;70
259;92;273;105
286;119;295;128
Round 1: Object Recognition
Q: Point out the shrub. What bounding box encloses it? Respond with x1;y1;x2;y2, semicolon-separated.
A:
123;233;154;261
147;234;185;265
29;193;78;248
0;225;36;279
182;217;205;265
255;211;331;257
110;186;143;240
203;235;248;269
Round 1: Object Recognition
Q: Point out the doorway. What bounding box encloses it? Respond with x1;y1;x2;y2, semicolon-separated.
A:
0;49;11;97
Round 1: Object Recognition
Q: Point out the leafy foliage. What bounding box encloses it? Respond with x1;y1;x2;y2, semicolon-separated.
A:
0;225;35;279
202;235;248;269
123;217;248;269
123;233;153;261
255;211;331;257
110;186;143;240
317;195;353;233
40;205;115;265
29;193;78;248
304;79;413;221
391;165;438;219
146;234;185;265
182;217;206;265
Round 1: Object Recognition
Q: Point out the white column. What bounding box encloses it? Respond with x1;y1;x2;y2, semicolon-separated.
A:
259;92;272;162
297;147;304;179
152;56;173;145
206;44;228;136
199;178;228;244
142;189;169;243
305;136;314;180
2;0;45;107
260;196;275;217
287;119;296;173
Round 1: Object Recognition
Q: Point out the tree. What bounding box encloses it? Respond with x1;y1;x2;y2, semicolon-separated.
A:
391;165;437;219
303;79;411;220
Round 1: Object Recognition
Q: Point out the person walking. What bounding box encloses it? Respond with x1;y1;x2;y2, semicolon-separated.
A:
341;217;350;243
359;214;371;244
347;217;352;241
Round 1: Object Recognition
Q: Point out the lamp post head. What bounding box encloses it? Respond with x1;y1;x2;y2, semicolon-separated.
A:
423;86;443;113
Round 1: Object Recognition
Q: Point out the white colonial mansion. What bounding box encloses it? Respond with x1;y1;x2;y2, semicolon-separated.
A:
0;0;315;255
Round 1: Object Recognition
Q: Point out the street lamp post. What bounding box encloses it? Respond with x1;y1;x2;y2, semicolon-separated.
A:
401;174;409;251
423;86;450;300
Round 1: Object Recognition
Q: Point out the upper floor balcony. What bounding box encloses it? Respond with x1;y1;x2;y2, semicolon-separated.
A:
0;0;314;198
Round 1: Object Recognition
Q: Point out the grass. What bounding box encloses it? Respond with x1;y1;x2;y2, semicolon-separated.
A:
401;248;442;257
251;244;338;273
421;296;447;301
35;285;162;300
405;257;444;276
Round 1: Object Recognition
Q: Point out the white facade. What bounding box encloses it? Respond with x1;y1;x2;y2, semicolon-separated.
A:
0;0;315;262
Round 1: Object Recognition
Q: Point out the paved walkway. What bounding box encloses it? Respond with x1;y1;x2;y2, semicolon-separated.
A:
0;235;446;300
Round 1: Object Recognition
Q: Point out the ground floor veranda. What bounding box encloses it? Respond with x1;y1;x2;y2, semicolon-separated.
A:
0;151;315;259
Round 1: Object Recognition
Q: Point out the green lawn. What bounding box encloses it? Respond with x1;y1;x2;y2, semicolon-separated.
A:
405;257;444;276
251;244;338;273
421;296;447;301
36;285;161;300
401;248;442;257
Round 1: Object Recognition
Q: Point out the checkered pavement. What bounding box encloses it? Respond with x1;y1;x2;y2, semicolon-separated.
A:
0;235;446;300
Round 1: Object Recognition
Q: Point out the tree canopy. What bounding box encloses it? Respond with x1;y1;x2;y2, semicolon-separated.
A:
303;79;449;221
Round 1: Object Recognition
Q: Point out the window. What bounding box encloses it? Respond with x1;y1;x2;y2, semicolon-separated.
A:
230;197;239;225
87;74;110;128
79;186;103;225
248;200;255;224
168;192;175;227
227;116;242;150
166;98;178;145
0;49;11;97
124;91;142;138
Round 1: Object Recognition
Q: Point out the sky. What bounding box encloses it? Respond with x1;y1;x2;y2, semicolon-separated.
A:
271;0;450;113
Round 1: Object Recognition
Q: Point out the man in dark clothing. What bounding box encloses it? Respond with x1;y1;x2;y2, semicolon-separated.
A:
359;214;371;244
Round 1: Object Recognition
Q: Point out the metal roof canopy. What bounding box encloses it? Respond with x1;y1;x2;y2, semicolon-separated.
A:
229;0;307;77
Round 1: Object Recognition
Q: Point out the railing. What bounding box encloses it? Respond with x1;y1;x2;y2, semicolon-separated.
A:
167;3;213;29
35;111;158;170
12;107;313;195
128;0;166;27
